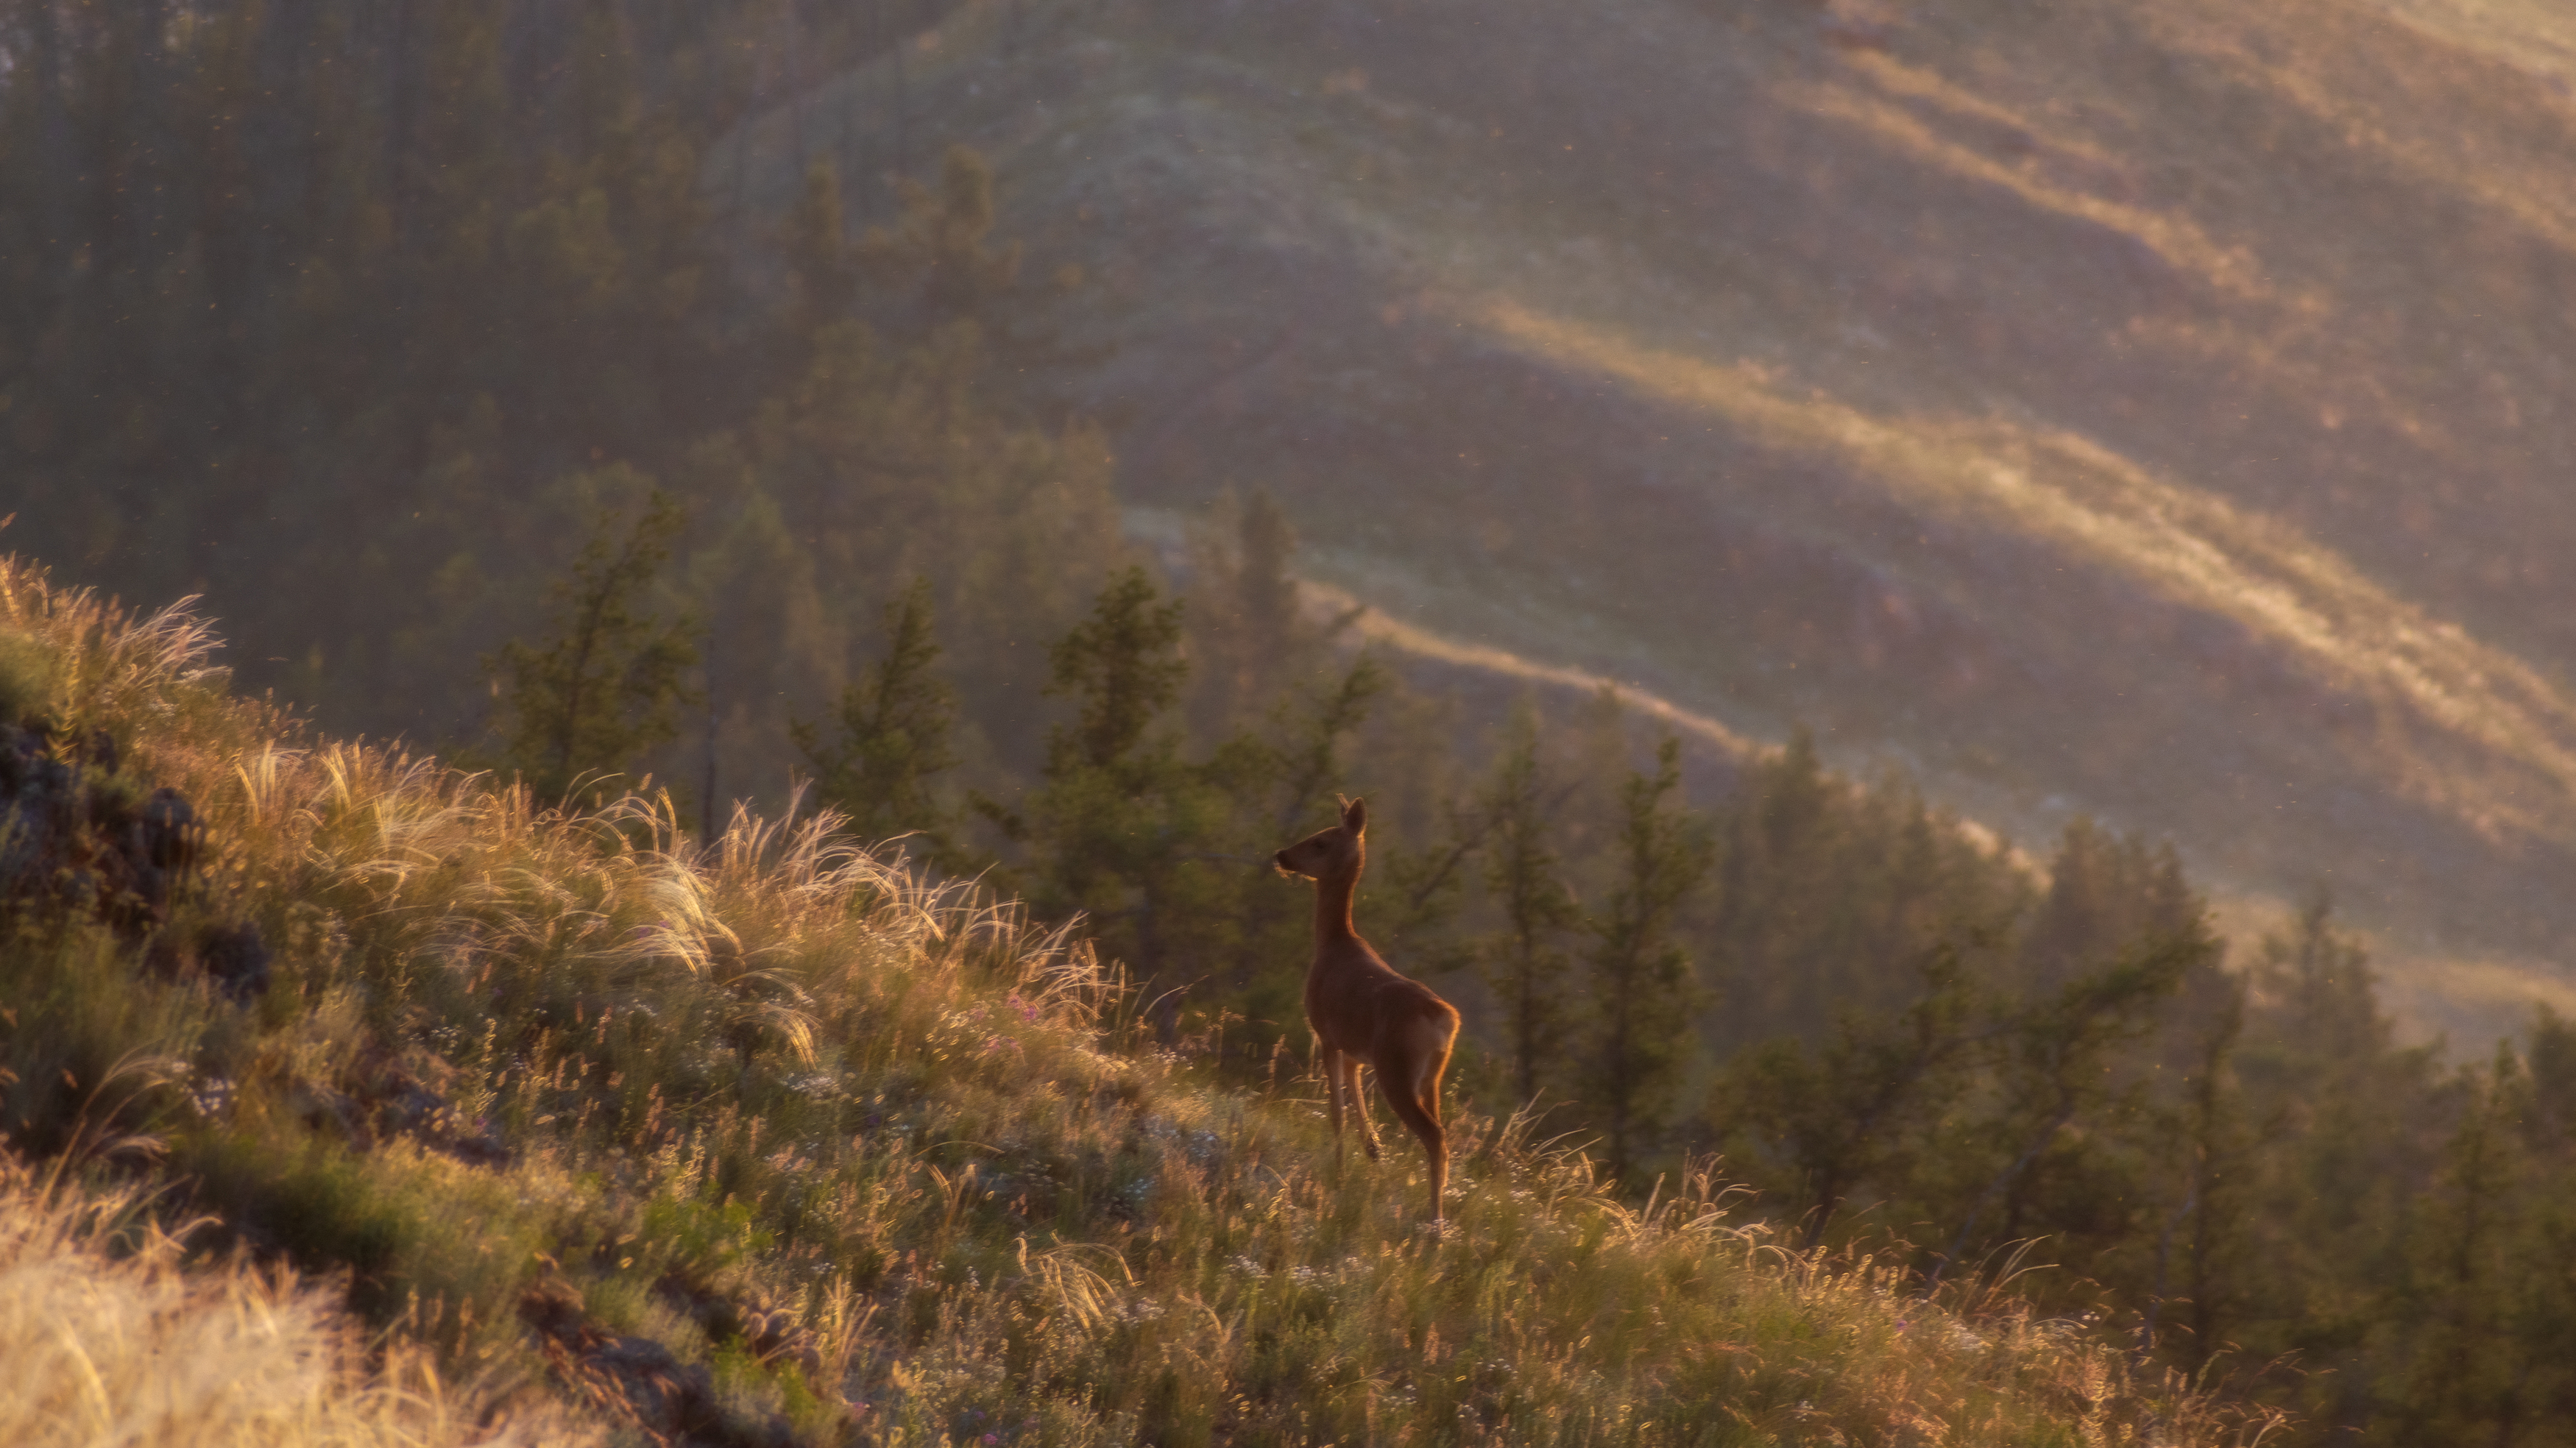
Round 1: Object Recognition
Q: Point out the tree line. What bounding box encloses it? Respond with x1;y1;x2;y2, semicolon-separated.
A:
10;4;2576;1439
486;471;2576;1440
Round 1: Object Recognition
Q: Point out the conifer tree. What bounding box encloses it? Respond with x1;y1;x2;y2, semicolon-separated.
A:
1579;733;1715;1184
2228;898;2442;1426
1263;652;1390;837
1047;566;1188;780
1015;567;1223;1038
1477;702;1579;1107
484;485;701;803
2145;968;2251;1368
785;157;856;325
794;577;960;855
857;143;1022;337
1713;940;1988;1247
2389;1045;2544;1441
1185;490;1326;739
1931;925;2205;1284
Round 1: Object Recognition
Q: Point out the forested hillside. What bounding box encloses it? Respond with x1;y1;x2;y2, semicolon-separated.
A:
731;0;2576;1032
19;0;2576;1023
0;561;2279;1447
7;514;2576;1442
13;1;2576;1441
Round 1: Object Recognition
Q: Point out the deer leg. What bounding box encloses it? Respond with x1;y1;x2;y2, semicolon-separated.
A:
1379;1024;1454;1224
1342;1054;1381;1161
1379;1081;1446;1223
1320;1046;1348;1160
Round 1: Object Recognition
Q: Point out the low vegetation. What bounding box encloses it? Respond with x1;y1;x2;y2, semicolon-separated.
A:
0;561;2261;1443
0;1156;573;1447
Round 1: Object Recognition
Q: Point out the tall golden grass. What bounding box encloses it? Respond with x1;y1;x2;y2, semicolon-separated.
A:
0;1157;590;1447
0;552;2273;1444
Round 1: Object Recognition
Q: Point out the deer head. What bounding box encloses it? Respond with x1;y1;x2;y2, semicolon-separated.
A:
1272;795;1367;880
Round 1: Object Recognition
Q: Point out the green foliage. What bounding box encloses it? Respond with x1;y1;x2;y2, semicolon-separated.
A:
0;627;54;726
1473;701;1579;1108
1261;649;1390;838
1702;725;2027;1059
1928;926;2206;1282
793;578;960;858
2380;1043;2576;1443
481;486;700;803
0;921;204;1161
856;144;1024;337
1716;940;1989;1248
0;1;1114;826
0;566;2250;1447
1011;568;1227;1037
1578;732;1715;1185
738;313;1122;784
1182;490;1336;740
783;158;856;325
1045;566;1188;779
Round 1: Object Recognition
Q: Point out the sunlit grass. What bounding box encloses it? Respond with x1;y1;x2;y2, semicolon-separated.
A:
1458;294;2576;850
0;552;2276;1443
1782;73;2271;305
2366;0;2576;87
2159;0;2576;252
0;1157;585;1447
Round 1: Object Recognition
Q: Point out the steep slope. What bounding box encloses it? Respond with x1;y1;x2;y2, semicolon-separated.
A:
0;558;2243;1446
723;0;2576;1012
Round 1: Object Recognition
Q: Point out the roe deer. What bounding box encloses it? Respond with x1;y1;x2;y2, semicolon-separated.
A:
1273;795;1461;1224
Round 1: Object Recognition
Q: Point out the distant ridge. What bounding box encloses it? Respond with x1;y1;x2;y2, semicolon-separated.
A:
725;0;2576;1020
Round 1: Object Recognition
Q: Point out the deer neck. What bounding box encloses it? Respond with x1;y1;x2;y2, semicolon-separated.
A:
1312;864;1361;947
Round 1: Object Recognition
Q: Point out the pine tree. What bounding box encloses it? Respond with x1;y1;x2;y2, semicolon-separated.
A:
1185;490;1328;739
784;156;856;325
2147;968;2251;1368
856;143;1022;338
794;577;960;854
483;485;701;803
1579;734;1715;1185
1931;926;2204;1285
1713;940;1987;1248
1014;567;1223;1039
2229;897;2443;1432
2388;1045;2540;1442
1477;702;1579;1108
1263;652;1389;837
1047;566;1188;780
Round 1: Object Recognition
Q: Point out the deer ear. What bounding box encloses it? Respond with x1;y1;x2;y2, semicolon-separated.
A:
1342;795;1367;832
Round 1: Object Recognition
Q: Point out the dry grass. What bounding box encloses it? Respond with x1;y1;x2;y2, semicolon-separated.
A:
696;0;2576;998
0;553;2272;1443
0;1157;587;1447
1453;294;2576;855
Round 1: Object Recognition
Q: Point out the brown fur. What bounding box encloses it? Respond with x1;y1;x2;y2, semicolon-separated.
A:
1273;796;1462;1223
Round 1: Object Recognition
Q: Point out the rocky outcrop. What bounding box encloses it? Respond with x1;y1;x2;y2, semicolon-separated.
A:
0;720;272;996
518;1274;803;1448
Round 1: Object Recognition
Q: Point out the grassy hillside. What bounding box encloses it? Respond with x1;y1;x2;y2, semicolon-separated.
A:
0;1160;566;1447
0;565;2257;1443
714;0;2576;1029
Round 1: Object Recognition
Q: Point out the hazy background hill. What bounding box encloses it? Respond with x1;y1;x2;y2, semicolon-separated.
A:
707;0;2576;1040
13;0;2576;1043
21;10;2576;1430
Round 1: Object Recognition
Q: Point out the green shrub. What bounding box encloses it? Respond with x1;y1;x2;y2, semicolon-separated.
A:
0;627;52;727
